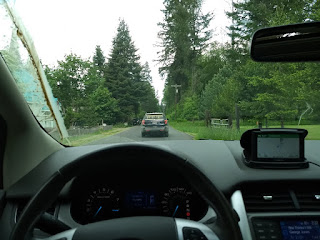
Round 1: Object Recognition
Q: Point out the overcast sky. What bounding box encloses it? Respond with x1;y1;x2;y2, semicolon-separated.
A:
15;0;231;101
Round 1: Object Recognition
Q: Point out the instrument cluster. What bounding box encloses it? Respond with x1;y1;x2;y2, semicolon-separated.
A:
70;169;208;224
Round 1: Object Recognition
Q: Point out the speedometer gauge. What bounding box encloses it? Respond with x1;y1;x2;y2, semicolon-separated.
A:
85;187;120;222
161;187;192;219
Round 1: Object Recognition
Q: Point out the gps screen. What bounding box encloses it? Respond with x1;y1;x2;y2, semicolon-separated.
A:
257;134;300;159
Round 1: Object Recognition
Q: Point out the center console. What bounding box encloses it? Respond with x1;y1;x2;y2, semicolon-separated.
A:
231;190;320;240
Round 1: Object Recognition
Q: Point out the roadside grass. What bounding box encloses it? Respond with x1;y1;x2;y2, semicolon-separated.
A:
170;121;320;140
61;127;129;146
299;125;320;140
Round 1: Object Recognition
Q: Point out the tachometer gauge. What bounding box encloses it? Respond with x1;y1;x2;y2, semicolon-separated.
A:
85;187;120;222
161;187;192;219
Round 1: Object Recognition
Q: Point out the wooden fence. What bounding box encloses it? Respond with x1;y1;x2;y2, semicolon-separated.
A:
211;118;229;127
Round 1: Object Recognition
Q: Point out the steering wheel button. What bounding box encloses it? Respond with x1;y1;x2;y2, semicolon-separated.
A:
183;227;208;240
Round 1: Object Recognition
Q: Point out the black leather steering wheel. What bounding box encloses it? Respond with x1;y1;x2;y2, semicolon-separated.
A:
10;144;242;240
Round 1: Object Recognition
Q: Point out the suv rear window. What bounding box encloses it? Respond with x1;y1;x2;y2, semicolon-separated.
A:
145;114;164;119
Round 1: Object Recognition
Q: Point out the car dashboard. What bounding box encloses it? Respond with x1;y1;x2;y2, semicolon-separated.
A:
1;140;320;240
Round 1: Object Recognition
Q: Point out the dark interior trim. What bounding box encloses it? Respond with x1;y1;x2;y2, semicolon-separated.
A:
0;115;7;189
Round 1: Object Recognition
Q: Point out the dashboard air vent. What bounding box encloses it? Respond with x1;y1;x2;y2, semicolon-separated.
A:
242;190;295;212
296;191;320;211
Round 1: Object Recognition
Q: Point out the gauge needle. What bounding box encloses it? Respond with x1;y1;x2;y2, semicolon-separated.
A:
172;205;179;217
94;206;102;218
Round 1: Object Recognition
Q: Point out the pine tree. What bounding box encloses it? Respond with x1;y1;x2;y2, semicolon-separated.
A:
140;62;159;113
105;19;142;122
157;0;212;108
93;45;106;76
141;62;152;83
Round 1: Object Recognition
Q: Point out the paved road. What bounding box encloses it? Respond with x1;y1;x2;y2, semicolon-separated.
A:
86;126;193;145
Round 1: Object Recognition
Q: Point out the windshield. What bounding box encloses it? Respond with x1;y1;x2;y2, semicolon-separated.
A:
1;0;320;146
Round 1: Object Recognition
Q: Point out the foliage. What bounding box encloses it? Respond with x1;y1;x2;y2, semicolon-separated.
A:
160;0;320;128
310;0;320;21
158;0;213;108
46;53;119;127
226;0;313;52
47;20;159;127
105;20;159;121
90;87;119;124
46;0;320;131
200;64;236;122
93;45;106;76
139;62;160;115
181;95;199;121
46;54;89;112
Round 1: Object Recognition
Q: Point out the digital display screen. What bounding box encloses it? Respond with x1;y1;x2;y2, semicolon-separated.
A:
125;191;156;209
257;134;300;159
280;220;320;240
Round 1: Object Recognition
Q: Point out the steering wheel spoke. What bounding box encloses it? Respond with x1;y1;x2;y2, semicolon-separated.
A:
32;218;219;240
32;229;76;240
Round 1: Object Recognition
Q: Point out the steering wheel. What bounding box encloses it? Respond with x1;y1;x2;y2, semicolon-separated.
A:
10;144;242;240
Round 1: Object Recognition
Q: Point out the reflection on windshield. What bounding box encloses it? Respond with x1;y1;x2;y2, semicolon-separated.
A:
2;0;320;146
0;1;68;141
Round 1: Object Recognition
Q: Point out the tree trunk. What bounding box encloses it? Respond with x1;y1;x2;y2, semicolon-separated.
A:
205;110;211;127
235;104;240;130
228;115;233;129
265;118;268;128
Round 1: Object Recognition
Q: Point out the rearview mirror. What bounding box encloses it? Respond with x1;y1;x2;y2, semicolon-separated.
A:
251;22;320;62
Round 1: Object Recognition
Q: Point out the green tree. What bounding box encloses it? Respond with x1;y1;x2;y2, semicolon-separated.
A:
46;53;89;115
93;45;106;77
158;0;213;109
182;95;199;121
105;19;143;122
310;0;320;21
141;62;153;83
46;53;114;127
195;42;228;95
84;62;105;95
200;65;236;123
139;62;159;114
223;0;318;125
90;87;119;124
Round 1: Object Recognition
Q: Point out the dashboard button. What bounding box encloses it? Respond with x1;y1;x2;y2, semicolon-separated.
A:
267;222;278;227
270;235;281;240
257;235;267;240
253;222;265;227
